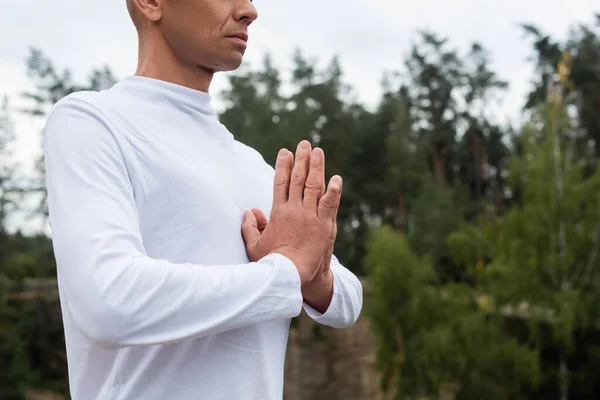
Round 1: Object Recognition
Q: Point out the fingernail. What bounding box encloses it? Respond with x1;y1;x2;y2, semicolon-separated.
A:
300;141;310;150
312;149;321;160
278;149;287;159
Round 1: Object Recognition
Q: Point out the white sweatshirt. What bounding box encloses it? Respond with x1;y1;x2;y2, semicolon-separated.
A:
43;75;363;400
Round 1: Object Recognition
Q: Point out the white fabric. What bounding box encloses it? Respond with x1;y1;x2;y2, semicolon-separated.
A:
43;75;363;400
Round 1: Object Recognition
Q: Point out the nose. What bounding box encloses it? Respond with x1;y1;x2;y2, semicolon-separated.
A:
234;0;258;26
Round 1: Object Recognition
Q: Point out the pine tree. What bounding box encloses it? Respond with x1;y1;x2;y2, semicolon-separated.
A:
0;96;35;400
482;52;600;400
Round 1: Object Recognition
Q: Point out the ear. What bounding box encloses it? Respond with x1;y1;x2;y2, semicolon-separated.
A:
130;0;163;22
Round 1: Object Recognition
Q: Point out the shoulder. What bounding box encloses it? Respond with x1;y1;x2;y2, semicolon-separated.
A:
44;82;132;139
43;90;126;160
46;88;117;128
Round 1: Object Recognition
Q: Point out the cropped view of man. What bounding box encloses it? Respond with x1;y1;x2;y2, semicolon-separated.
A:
43;1;363;399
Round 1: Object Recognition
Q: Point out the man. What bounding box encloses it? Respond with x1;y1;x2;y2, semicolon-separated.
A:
43;0;363;399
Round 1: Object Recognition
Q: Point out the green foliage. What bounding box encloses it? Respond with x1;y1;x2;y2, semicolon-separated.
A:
485;98;600;313
364;226;435;395
481;98;600;398
365;18;600;400
445;222;492;278
0;275;36;400
366;226;540;399
522;16;600;157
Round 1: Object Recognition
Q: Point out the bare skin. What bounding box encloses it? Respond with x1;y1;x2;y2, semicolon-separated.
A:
127;0;341;313
242;141;343;313
242;141;341;313
126;0;258;92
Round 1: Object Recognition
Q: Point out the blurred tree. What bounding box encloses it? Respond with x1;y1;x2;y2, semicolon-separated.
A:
0;97;14;248
365;225;540;400
482;54;600;400
398;33;510;281
0;95;36;400
522;16;600;157
376;80;425;232
456;43;510;219
405;31;463;190
366;26;600;400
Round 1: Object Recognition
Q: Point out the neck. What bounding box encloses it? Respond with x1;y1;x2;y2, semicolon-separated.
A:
134;31;214;93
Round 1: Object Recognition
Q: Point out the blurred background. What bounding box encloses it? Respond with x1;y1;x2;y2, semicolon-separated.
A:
1;1;600;399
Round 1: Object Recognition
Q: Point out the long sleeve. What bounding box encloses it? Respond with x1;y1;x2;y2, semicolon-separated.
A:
43;97;303;350
302;255;363;328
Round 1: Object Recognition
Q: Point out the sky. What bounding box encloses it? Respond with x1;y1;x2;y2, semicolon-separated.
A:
0;0;598;232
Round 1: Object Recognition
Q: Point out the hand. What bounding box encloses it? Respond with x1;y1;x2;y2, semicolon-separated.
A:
242;140;342;285
248;207;339;285
300;153;342;312
244;204;337;313
309;178;341;284
300;187;340;305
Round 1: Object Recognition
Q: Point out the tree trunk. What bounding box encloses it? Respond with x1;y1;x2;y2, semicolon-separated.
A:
559;352;568;400
433;147;446;190
396;196;406;230
495;184;504;216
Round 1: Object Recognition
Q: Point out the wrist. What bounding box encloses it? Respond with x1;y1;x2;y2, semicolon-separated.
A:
299;268;316;286
302;272;334;313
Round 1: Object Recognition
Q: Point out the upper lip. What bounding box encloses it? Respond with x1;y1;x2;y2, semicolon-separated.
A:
227;32;248;42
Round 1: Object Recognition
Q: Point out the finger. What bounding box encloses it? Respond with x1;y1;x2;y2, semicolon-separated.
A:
330;180;342;224
241;210;260;249
324;211;339;276
272;149;293;205
323;250;333;275
289;140;312;204
252;208;268;232
317;175;343;221
303;148;325;210
330;215;338;240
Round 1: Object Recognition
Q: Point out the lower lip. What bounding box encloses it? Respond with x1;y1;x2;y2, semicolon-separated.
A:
228;37;247;47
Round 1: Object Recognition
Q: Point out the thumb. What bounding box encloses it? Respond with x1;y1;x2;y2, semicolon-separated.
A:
241;210;261;249
252;208;268;232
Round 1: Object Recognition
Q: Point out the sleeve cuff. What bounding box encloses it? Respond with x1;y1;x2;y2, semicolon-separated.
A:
302;271;343;323
258;253;304;318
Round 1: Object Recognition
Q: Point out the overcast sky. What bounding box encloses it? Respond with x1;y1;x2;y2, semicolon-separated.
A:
1;1;598;177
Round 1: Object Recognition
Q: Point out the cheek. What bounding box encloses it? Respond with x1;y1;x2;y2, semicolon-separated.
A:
163;16;211;52
207;22;222;42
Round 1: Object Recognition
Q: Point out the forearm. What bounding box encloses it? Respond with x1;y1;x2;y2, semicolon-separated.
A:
54;242;302;349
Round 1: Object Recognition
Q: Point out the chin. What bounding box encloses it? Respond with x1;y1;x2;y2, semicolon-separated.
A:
213;52;245;72
217;62;243;73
